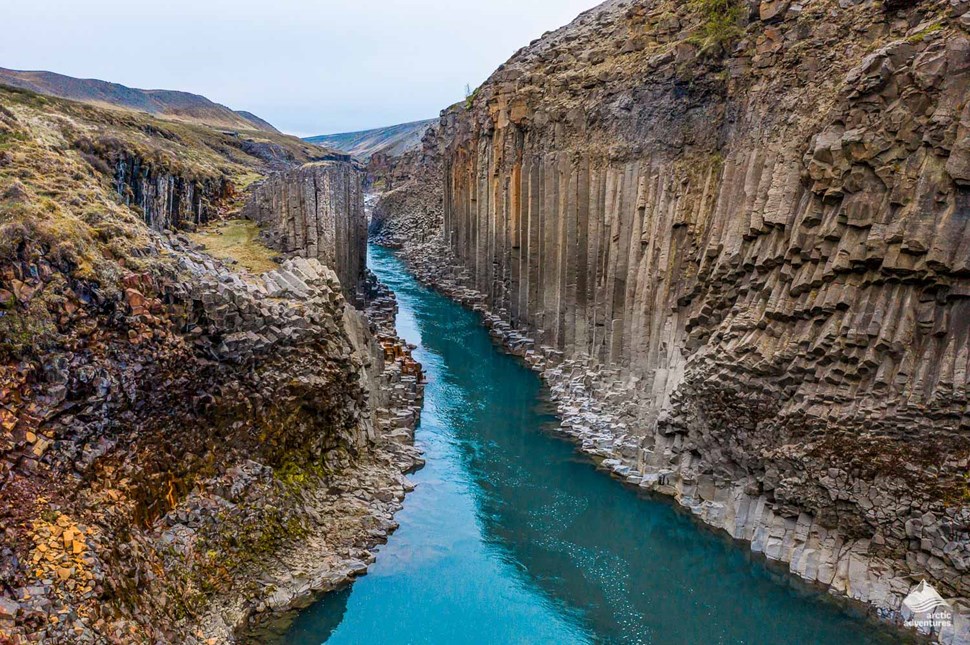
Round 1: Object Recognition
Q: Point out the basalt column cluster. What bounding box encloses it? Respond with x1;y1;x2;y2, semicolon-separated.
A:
430;0;970;636
244;160;367;297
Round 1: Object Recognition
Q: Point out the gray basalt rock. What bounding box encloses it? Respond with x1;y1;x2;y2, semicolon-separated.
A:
243;161;367;299
367;124;445;250
375;0;970;640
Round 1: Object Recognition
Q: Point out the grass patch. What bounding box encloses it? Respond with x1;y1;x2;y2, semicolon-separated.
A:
464;85;480;109
688;0;745;53
187;218;278;274
906;21;943;44
233;170;263;192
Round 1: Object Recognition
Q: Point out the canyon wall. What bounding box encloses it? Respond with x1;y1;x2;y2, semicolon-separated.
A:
369;124;445;248
0;86;421;642
412;0;970;637
111;152;232;230
243;161;367;297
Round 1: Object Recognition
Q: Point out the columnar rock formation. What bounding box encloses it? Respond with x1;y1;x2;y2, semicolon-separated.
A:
110;151;233;230
244;161;367;297
372;0;970;637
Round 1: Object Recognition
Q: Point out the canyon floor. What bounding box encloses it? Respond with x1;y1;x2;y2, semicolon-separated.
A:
281;244;910;644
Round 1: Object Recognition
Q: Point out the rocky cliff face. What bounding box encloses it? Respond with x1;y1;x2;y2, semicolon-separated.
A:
380;0;970;638
109;151;234;230
243;162;367;298
0;85;421;642
369;125;445;248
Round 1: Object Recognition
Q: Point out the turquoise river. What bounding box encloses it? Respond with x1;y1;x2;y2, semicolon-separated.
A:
284;244;904;644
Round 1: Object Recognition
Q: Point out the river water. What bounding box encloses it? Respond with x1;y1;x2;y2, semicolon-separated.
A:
284;244;900;644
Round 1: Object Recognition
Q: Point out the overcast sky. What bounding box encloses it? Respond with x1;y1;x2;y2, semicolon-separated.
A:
2;0;597;136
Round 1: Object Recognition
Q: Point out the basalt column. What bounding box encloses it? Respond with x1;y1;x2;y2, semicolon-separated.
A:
244;160;367;296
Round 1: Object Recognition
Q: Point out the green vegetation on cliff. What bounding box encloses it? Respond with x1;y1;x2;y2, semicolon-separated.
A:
689;0;745;52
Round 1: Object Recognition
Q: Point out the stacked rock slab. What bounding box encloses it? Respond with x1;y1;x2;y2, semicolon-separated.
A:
430;0;970;639
244;161;366;298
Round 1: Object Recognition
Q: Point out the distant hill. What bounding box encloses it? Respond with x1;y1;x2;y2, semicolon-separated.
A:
305;119;436;160
234;110;278;132
0;67;279;133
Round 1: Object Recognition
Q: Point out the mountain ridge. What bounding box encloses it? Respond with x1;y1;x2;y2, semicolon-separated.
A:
0;66;279;133
305;118;436;160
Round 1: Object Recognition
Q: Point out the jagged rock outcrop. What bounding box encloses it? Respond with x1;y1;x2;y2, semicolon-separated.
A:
0;228;421;642
377;0;970;639
243;161;367;298
0;84;422;643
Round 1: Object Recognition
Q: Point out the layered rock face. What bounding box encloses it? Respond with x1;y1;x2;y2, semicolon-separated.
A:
243;161;367;297
422;0;970;636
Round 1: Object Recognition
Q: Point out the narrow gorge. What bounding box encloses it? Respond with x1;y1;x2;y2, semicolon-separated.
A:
2;0;969;643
